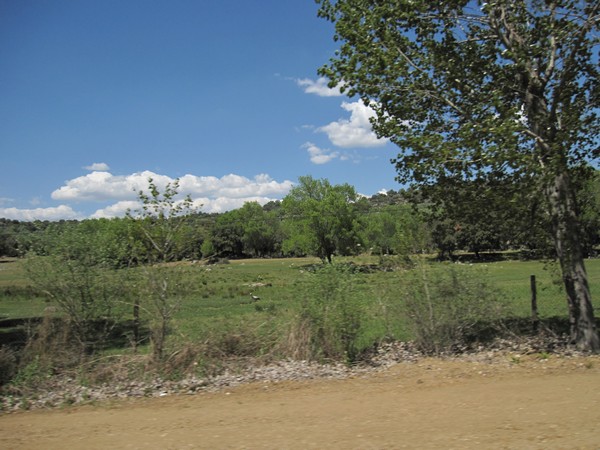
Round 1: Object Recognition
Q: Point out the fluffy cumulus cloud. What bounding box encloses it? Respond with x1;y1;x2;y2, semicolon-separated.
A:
52;170;173;202
47;170;294;219
0;205;82;221
178;173;292;199
302;142;340;165
0;170;294;221
89;201;141;219
318;101;389;148
296;78;392;167
187;196;282;214
52;171;294;205
296;77;343;97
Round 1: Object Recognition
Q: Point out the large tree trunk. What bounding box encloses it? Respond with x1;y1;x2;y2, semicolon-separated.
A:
546;169;599;352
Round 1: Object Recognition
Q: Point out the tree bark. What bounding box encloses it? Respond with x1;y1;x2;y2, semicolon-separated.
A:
546;169;599;352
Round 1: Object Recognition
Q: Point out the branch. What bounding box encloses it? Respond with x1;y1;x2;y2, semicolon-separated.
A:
394;45;467;117
549;3;599;121
543;3;558;83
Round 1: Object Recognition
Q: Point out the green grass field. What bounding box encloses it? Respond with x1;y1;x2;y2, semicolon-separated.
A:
1;256;599;353
0;259;46;319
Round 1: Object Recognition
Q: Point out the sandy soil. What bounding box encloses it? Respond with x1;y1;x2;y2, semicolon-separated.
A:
1;354;599;450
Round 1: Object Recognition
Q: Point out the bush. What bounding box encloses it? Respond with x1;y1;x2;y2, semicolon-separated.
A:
24;254;130;354
293;264;366;363
20;316;81;373
403;263;507;354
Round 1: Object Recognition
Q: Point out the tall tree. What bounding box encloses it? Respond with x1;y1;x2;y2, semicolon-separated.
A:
282;176;362;263
416;173;546;258
317;0;599;350
238;202;283;257
362;203;425;255
210;209;246;258
208;202;282;258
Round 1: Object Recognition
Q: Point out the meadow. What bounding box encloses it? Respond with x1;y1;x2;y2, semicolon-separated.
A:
2;255;599;359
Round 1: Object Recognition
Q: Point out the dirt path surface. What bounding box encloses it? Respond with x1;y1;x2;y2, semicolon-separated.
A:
1;355;599;450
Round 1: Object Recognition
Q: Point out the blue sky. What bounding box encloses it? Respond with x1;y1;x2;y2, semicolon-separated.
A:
0;0;400;221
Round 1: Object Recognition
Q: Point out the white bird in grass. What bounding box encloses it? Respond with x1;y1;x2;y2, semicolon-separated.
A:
250;293;261;302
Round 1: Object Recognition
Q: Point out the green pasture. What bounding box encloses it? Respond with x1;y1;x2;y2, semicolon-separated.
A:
1;256;599;350
0;258;46;319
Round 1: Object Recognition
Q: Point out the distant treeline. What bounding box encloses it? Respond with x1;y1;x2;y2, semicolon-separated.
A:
1;172;599;262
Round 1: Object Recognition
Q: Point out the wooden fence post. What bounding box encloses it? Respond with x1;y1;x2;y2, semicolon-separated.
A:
530;275;539;333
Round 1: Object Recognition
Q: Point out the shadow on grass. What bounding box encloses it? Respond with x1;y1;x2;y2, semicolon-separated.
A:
0;317;151;351
466;316;600;348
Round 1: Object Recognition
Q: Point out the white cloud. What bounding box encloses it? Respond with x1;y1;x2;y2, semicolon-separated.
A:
179;173;293;199
84;162;110;171
296;77;344;97
53;171;292;203
90;201;141;219
46;170;295;219
0;205;82;221
318;101;389;148
93;196;284;218
0;171;294;221
52;170;173;202
195;196;279;214
302;142;340;165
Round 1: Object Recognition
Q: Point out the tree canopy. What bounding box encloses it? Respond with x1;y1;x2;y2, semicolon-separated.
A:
317;0;598;181
317;0;600;350
282;176;363;263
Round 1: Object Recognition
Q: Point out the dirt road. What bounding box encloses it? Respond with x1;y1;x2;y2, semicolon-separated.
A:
1;354;599;449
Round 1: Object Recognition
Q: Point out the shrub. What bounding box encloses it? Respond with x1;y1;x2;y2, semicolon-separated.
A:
18;316;81;376
294;264;366;363
24;254;130;354
403;263;507;354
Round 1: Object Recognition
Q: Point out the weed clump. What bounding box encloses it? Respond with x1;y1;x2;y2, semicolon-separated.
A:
403;263;507;355
287;264;367;363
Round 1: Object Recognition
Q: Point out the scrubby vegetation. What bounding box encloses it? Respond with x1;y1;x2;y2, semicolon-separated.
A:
0;176;599;399
2;254;599;396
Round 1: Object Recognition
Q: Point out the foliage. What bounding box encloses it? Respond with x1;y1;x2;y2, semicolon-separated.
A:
208;202;283;258
361;204;423;255
576;168;600;257
238;202;283;257
0;219;54;258
415;174;549;258
15;316;82;383
296;263;366;362
128;178;197;263
316;0;600;351
24;222;131;352
282;176;363;263
403;263;507;355
3;180;597;264
209;210;245;258
127;178;198;361
3;255;600;387
317;0;598;181
200;238;215;259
